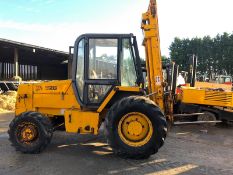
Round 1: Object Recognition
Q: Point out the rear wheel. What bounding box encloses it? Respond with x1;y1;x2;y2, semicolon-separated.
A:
8;112;53;153
105;96;167;159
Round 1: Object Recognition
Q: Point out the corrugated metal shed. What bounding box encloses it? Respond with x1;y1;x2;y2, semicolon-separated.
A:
0;38;69;80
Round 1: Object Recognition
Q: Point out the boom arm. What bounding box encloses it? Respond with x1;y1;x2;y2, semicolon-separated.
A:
141;0;164;111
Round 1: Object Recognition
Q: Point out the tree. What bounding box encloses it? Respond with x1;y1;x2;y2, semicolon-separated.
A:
169;33;233;77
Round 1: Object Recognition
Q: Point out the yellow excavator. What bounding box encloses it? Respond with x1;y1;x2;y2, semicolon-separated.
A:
8;0;173;159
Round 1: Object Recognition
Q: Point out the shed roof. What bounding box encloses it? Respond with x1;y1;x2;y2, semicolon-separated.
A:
0;38;69;65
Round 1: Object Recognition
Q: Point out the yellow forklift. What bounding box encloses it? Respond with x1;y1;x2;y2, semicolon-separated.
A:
8;0;172;159
175;55;233;125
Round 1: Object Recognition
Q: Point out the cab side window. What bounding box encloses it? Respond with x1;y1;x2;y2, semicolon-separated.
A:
76;39;85;101
121;39;137;86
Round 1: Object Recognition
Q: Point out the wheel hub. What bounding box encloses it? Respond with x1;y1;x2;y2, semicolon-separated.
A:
127;121;143;136
118;112;153;147
20;124;38;142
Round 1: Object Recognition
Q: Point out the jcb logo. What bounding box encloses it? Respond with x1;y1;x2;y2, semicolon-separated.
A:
35;86;42;91
45;86;57;90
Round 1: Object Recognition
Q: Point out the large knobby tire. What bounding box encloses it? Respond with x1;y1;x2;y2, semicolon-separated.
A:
198;111;217;126
105;96;167;159
8;112;53;154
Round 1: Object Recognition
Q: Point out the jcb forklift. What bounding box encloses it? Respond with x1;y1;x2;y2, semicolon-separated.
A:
8;0;173;159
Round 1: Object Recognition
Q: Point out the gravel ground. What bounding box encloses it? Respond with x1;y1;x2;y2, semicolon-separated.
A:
0;112;232;175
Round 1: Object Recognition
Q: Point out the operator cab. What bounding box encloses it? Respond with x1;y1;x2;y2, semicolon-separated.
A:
72;34;143;107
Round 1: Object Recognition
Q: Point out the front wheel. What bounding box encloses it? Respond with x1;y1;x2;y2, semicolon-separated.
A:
105;96;167;159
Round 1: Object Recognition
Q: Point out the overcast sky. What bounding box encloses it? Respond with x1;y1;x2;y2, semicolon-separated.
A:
0;0;233;58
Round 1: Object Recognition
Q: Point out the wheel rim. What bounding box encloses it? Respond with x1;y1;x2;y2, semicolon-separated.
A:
118;112;153;147
17;122;39;144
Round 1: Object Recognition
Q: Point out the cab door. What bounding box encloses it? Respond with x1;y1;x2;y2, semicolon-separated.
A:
84;37;119;107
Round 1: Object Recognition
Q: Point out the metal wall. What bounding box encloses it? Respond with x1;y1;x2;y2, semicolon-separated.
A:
0;62;38;80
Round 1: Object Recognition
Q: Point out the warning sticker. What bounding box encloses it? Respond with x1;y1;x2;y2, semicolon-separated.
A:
155;76;161;85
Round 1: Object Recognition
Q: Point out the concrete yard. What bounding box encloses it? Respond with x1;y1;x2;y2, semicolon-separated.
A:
0;112;233;175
